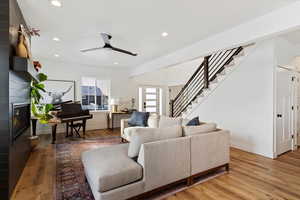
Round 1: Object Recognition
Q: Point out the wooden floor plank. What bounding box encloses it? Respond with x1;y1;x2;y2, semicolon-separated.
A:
10;130;300;200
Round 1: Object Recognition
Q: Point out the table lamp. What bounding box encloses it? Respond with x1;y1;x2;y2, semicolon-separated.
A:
110;98;119;112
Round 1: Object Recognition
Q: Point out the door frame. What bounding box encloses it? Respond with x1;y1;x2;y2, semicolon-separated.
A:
273;65;299;158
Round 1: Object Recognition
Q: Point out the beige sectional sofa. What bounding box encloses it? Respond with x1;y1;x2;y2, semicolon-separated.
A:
81;117;230;200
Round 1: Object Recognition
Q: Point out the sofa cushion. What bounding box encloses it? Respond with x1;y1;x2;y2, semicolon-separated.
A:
183;123;217;136
124;126;148;141
128;125;182;158
159;116;182;128
147;114;160;128
81;144;143;193
128;111;150;127
186;117;200;126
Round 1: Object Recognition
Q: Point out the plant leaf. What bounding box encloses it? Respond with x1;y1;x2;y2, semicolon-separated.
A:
45;104;54;113
34;83;46;92
37;73;48;82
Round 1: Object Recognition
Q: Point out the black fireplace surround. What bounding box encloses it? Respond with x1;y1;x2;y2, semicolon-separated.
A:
12;103;30;141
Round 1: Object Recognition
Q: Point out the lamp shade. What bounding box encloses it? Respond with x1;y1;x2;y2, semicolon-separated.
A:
110;98;120;105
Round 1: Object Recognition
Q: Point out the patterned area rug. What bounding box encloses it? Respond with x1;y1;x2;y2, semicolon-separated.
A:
55;135;226;200
55;136;122;200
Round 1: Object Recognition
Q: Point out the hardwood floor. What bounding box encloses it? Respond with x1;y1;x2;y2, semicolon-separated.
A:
11;129;300;200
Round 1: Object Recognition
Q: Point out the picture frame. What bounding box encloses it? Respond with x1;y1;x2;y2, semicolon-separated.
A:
40;79;76;104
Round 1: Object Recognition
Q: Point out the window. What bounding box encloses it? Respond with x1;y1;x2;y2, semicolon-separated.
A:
81;77;110;111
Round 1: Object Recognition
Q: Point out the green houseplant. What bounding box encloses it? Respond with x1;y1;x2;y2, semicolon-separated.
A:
30;73;54;124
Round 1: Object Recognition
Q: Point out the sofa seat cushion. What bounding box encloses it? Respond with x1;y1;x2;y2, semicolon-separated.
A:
81;144;143;193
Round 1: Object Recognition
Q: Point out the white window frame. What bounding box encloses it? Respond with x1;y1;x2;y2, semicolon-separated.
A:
81;77;110;111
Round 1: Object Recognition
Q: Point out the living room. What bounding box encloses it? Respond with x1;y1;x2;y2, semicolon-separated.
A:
2;0;300;200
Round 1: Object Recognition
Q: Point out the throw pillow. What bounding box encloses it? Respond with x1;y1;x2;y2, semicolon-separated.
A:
128;111;150;127
183;122;217;136
128;125;182;158
186;117;200;126
159;116;182;128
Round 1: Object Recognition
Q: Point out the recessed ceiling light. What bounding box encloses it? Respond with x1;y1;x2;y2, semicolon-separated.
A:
161;32;168;37
53;37;60;41
54;54;60;57
114;62;119;65
50;0;62;7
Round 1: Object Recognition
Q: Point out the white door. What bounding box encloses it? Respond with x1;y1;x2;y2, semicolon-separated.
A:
297;74;300;146
276;68;296;155
139;87;162;114
292;74;298;150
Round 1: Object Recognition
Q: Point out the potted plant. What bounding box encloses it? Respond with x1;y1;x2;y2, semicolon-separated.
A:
29;73;53;149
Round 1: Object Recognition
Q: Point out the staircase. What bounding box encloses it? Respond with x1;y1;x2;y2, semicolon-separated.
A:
170;45;252;117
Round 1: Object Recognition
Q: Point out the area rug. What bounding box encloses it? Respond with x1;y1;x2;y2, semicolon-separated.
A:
55;136;122;200
55;136;226;200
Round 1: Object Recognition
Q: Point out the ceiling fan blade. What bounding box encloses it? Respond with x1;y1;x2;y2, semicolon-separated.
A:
101;33;111;45
80;47;103;53
111;46;138;56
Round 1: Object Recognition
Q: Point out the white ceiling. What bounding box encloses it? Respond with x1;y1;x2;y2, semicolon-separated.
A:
18;0;296;68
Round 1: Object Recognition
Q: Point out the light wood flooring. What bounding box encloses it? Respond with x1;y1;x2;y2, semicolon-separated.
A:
11;129;300;200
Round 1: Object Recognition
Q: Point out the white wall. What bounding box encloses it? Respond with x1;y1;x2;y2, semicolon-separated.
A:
40;59;136;101
187;40;276;158
36;58;136;134
131;58;201;115
131;58;201;86
275;37;299;68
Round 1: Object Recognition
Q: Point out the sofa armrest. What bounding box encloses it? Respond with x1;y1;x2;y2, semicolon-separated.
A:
120;119;130;137
190;130;230;175
137;137;190;192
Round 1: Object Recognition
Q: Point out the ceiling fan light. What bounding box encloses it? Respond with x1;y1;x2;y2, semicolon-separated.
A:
50;0;62;7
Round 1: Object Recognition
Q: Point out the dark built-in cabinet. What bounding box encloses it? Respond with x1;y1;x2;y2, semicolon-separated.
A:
0;0;32;199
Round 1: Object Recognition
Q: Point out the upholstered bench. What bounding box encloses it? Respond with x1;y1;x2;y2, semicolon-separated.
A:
81;143;143;194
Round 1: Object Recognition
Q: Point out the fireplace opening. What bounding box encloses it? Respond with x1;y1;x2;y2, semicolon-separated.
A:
12;103;30;141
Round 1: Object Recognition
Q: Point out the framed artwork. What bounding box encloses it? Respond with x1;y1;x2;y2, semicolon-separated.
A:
41;80;76;104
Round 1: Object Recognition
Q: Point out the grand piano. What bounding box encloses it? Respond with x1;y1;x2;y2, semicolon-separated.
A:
48;101;93;144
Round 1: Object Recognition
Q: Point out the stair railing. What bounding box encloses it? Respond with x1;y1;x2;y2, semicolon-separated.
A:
170;46;243;117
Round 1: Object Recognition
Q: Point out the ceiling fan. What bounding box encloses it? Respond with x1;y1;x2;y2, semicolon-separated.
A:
80;33;138;56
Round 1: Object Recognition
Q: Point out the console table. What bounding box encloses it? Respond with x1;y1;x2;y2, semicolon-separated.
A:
107;112;132;130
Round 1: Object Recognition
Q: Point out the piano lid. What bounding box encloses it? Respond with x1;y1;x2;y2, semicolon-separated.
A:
56;103;90;118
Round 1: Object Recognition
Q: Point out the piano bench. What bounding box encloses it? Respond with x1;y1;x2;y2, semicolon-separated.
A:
71;123;84;127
